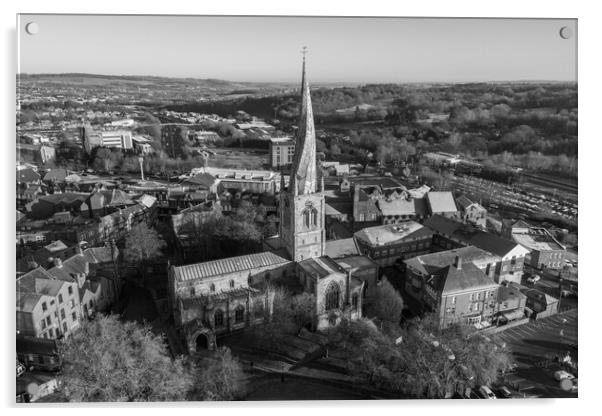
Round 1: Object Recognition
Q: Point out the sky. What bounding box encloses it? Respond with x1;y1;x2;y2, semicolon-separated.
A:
17;15;577;83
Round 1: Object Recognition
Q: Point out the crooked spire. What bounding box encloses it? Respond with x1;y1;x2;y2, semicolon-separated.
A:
290;49;317;196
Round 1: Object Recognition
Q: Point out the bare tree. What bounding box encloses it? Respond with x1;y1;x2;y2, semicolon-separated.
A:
58;315;191;402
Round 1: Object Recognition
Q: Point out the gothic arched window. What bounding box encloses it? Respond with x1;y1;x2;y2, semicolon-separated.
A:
214;309;224;327
303;209;311;228
352;293;359;310
229;280;235;289
235;306;245;323
325;282;341;311
210;283;216;292
310;208;318;227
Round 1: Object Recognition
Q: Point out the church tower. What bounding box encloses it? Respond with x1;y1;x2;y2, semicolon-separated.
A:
280;51;325;262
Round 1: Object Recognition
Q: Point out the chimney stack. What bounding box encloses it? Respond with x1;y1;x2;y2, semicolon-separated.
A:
53;257;62;268
76;244;83;256
454;255;462;270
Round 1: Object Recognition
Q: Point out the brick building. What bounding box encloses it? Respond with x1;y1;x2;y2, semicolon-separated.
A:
424;215;529;284
354;221;433;267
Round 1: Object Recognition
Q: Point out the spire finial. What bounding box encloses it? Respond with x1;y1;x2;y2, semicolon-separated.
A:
301;46;308;60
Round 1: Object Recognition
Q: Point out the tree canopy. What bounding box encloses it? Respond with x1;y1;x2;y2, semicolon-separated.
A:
58;315;191;402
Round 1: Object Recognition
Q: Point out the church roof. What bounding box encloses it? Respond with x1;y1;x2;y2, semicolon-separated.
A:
173;251;291;282
180;287;260;309
289;56;317;196
298;256;346;279
325;238;359;259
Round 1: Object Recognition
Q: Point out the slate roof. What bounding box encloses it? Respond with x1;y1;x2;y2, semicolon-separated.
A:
325;238;359;259
426;192;458;214
34;278;66;296
182;172;216;189
404;246;501;275
298;256;346;279
17;293;45;313
498;283;527;302
335;255;378;271
17;336;58;356
43;169;69;182
424;215;521;257
17;267;56;293
455;195;475;211
17;168;41;183
522;288;559;305
173;251;291;282
181;287;260;309
430;262;497;295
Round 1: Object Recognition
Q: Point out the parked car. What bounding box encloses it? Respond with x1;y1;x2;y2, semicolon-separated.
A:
527;275;541;284
478;385;497;399
495;386;513;398
554;370;575;381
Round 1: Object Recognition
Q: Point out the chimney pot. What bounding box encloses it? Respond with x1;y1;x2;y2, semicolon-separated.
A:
53;257;62;268
454;255;462;270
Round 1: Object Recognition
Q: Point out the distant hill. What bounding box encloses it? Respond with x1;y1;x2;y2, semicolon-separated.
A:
17;73;297;90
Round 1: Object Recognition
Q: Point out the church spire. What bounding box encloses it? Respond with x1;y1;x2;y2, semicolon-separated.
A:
290;47;317;196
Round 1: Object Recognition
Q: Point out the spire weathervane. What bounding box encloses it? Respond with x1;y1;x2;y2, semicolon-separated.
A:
301;46;308;60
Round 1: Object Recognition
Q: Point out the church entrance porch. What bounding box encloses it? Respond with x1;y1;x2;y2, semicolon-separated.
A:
189;330;217;352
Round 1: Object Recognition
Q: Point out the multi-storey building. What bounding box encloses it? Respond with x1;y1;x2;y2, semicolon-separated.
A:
424;215;529;284
269;137;295;169
354;221;433;267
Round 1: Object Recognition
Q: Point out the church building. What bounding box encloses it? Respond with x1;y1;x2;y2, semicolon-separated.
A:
169;55;373;352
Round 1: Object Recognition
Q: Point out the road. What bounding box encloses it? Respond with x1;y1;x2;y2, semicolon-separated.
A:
498;310;578;398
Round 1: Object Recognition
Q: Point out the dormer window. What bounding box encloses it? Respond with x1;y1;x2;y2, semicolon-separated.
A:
229;280;235;289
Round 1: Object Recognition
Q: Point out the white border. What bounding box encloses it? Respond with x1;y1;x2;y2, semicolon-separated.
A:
2;1;599;415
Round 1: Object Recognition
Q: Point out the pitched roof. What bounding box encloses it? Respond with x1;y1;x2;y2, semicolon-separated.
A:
298;256;345;279
181;287;260;309
455;195;475;210
522;288;559;305
426;192;457;214
403;246;501;275
43;169;69;182
173;251;291;282
17;168;41;183
430;262;497;295
424;215;521;257
83;246;115;263
17;336;58;356
325;238;359;259
17;267;56;293
498;283;527;302
182;172;216;188
17;292;48;313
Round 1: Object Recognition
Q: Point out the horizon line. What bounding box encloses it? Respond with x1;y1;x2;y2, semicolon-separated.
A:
17;72;578;85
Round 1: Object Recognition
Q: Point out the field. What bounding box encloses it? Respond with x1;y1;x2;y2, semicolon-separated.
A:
207;148;268;170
